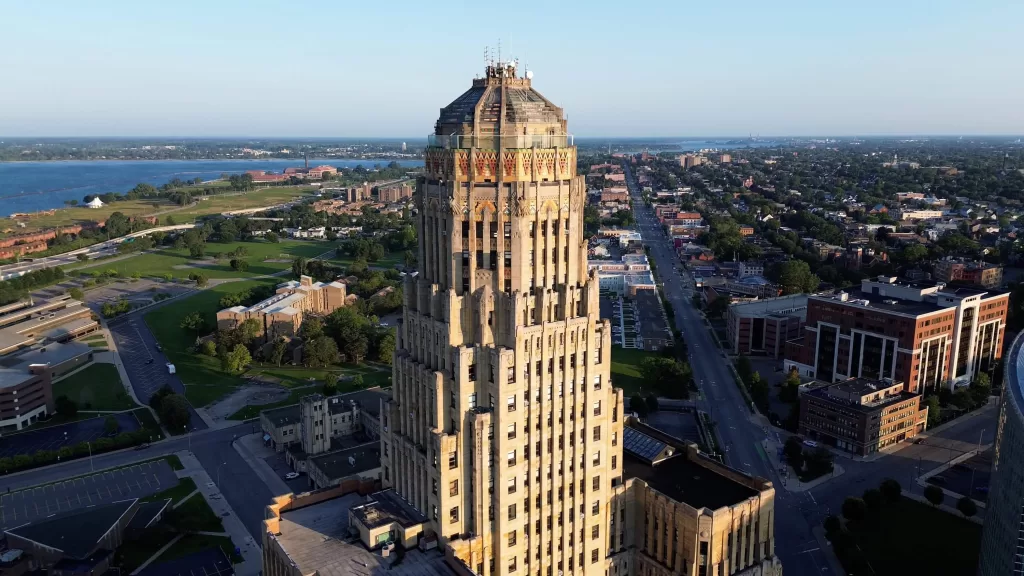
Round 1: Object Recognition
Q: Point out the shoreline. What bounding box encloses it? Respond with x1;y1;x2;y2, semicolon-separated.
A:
0;156;423;165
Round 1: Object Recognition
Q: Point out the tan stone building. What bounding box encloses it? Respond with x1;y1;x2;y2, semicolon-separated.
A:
380;60;628;576
216;275;348;340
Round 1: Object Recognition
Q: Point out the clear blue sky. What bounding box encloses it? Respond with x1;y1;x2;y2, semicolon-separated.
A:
1;0;1022;138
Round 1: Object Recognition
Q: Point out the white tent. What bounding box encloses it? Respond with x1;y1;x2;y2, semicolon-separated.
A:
85;197;104;208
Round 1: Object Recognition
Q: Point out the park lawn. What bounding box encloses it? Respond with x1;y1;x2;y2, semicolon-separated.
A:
610;346;654;396
168;186;316;223
52;363;136;411
162;534;244;564
172;494;225;532
145;279;278;406
228;363;391;419
840;497;980;575
329;251;404;269
0;198;177;234
76;239;330;280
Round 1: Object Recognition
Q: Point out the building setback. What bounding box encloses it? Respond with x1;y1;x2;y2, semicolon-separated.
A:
785;276;1007;392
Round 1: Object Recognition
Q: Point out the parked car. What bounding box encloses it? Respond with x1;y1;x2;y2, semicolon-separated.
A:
802;440;818;448
285;472;300;480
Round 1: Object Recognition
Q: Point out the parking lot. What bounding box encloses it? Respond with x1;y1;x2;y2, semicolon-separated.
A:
0;412;143;459
927;449;992;503
634;291;672;351
0;459;177;529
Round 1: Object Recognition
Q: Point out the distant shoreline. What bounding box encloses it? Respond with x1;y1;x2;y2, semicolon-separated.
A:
0;156;421;165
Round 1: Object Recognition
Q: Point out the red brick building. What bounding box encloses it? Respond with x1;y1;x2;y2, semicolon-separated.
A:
785;276;1007;392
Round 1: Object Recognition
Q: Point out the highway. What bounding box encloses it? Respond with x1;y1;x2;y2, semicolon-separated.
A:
623;164;835;574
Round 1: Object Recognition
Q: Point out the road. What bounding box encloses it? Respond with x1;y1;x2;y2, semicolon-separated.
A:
623;164;1000;575
623;164;835;574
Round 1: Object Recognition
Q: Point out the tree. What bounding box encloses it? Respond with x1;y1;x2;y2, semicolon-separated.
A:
221;344;251;373
322;379;338;396
639;356;692;398
780;369;801;403
862;488;883;510
924;394;942;427
230;259;249;272
292;257;308;278
645;395;660;413
783;436;804;467
804;447;834;477
266;231;279;243
158;394;191;430
192;273;208;288
956;495;977;518
376;331;395;364
924;484;945;507
823;515;842;537
707;295;731;319
237;318;262;346
189;243;206;258
880;478;902;503
304;336;340;368
200;340;217;356
749;371;769;409
771;260;821;294
841;497;867;524
180;311;205;332
67;287;84;300
103;415;120;435
270;338;288;367
55;395;78;418
105;212;132;238
629;393;649;418
300;317;325;341
165;215;177;226
903;243;928;263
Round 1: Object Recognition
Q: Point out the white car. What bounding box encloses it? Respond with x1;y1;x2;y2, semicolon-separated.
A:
802;440;818;448
285;472;300;480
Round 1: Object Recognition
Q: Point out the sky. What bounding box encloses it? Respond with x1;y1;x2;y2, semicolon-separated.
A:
1;0;1022;138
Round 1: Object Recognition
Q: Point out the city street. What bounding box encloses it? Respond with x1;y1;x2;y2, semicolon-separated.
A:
623;163;1000;575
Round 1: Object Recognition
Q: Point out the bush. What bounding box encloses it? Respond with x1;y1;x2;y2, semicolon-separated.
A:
924;485;945;507
956;496;977;518
842;497;867;524
880;478;902;503
823;514;842;537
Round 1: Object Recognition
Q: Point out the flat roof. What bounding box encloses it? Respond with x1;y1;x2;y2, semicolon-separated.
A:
0;368;40;389
308;442;380;481
812;289;945;316
272;492;455;576
350;489;428;530
7;341;92;370
805;379;919;413
624;453;758;510
5;498;136;559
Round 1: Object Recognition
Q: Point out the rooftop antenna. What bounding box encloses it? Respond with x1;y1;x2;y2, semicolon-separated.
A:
497;38;501;66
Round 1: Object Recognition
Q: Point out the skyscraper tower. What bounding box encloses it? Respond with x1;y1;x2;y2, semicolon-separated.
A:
381;61;623;576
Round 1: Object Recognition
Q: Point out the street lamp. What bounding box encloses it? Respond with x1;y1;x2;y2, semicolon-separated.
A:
87;441;94;472
217;461;228;486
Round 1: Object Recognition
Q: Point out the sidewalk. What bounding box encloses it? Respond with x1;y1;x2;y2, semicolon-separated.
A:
760;436;845;492
235;432;291;495
175;451;262;576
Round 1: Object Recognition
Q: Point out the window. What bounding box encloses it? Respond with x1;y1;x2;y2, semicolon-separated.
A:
508;477;517;494
593;426;601;441
594;375;602;390
593;401;601;416
612;455;617;470
508;424;517;440
592;526;599;540
592;452;600;466
449;451;458;469
449;507;459;524
432;505;438;520
468;393;477;409
612;432;617;447
509;531;518;546
450;480;459;496
508;395;517;412
593;476;601;491
432;479;438;495
509;504;517;520
468;363;477;380
508;450;517;467
592;550;599;563
592;501;600;516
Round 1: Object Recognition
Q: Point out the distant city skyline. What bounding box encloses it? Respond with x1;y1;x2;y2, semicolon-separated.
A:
1;0;1022;138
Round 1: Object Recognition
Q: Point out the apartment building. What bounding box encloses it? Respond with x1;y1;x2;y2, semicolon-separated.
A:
378;181;414;203
785;276;1007;391
216;275;348;340
933;258;1003;289
798;377;927;456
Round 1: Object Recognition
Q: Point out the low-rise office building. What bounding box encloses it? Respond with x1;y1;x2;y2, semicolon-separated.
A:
0;297;98;356
260;388;389;453
933;258;1003;289
798;377;927;455
725;295;807;357
0;342;93;432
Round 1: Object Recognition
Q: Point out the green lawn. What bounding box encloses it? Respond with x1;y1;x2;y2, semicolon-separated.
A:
145;279;278;406
52;363;135;411
328;251;404;269
610;347;654;395
169;186;315;223
172;494;225;533
227;363;392;419
835;497;980;575
142;477;197;504
76;239;329;280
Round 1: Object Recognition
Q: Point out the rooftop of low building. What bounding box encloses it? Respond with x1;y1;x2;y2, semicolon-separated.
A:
350;489;428;530
308;442;380;481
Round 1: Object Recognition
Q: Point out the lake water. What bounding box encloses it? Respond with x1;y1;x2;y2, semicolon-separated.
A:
0;158;424;217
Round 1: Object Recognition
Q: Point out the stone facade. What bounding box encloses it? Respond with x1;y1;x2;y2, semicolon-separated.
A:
216;275;347;340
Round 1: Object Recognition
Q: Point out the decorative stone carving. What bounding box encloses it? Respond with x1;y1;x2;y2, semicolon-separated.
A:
449;197;463;216
570;184;584;211
512;192;529;217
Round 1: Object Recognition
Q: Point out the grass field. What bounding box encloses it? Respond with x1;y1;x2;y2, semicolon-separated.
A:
610;346;654;395
837;497;981;575
163;534;243;564
142;477;197;504
76;239;329;280
0;185;314;234
145;279;278;406
52;363;136;411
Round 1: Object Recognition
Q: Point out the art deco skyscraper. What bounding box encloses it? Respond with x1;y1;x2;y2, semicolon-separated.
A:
380;61;624;576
